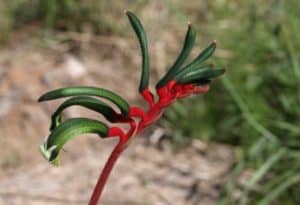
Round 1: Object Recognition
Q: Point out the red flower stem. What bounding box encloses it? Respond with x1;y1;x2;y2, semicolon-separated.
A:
88;82;210;205
88;128;127;205
140;87;155;108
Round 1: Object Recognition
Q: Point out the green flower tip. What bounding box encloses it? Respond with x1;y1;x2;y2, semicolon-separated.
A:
39;142;60;166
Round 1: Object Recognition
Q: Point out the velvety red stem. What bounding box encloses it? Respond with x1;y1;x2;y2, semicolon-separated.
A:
89;127;127;205
136;81;209;132
136;81;177;132
89;81;210;204
140;87;155;108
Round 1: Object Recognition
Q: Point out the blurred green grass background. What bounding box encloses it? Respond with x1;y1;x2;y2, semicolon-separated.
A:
0;0;299;204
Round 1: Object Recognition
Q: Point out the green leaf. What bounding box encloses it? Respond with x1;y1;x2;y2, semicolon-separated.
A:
40;118;108;165
177;68;225;84
156;23;196;88
239;149;286;205
50;96;118;131
245;149;286;190
38;86;130;116
258;174;300;205
126;11;150;92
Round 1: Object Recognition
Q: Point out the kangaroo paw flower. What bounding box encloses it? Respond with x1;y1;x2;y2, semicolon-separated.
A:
39;11;225;205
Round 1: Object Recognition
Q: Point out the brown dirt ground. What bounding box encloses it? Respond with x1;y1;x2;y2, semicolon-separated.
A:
0;28;236;205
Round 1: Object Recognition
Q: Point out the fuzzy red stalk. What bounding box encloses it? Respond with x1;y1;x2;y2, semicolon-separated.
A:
88;80;209;205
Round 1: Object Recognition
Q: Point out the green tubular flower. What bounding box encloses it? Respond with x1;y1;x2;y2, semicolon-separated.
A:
189;79;211;86
38;11;226;205
38;86;130;116
174;64;213;81
40;118;108;166
176;68;225;84
126;11;150;92
156;23;196;88
50;96;118;131
183;41;217;70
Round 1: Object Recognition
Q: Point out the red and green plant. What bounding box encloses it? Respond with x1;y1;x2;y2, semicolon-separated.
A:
39;11;225;205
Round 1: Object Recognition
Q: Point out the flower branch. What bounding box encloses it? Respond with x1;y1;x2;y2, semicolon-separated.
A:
39;11;225;205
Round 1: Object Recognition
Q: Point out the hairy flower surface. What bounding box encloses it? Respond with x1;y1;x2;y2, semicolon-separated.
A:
39;11;225;205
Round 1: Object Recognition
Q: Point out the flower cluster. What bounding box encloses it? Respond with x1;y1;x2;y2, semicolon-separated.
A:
39;11;225;205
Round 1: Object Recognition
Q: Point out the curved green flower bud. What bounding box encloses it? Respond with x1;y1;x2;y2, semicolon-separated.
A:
177;68;225;84
174;64;213;81
183;41;217;70
156;23;196;88
38;86;130;116
126;11;150;92
189;79;211;86
40;118;108;166
50;96;118;131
